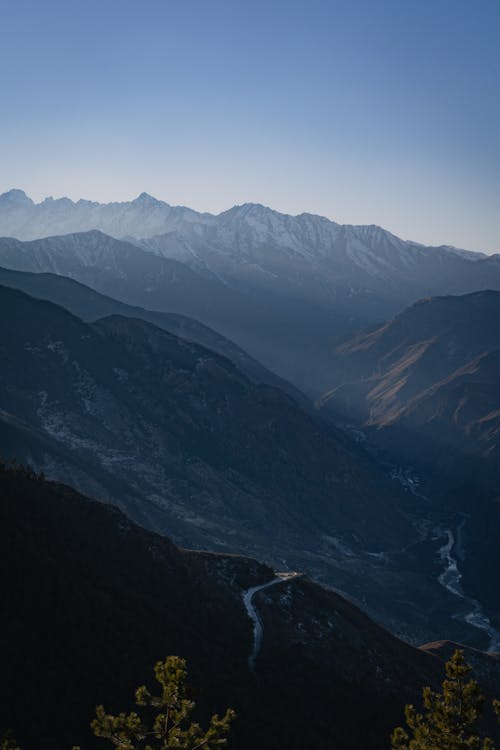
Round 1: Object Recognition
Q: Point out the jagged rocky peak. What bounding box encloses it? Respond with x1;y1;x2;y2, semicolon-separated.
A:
0;188;33;205
224;201;272;216
133;191;166;206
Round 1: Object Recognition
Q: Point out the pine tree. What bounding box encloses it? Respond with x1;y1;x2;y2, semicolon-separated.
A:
391;649;496;750
0;733;21;750
91;655;235;750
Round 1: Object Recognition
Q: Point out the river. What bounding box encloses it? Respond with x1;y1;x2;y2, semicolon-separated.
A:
438;522;500;652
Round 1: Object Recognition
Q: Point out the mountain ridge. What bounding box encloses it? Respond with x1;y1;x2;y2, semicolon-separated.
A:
0;188;489;259
0;264;306;404
2;218;500;395
0;231;364;391
2;190;500;395
319;290;500;623
8;463;498;750
2;282;487;648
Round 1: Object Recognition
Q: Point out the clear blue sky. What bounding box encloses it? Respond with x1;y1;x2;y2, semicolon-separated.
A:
1;0;499;252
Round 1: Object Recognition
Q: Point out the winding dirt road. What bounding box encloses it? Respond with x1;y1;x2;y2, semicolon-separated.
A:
243;572;300;672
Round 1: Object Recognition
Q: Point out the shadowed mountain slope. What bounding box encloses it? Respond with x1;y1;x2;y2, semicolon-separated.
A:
319;291;500;624
321;291;500;481
0;264;304;402
5;466;499;750
0;231;354;392
3;283;500;645
0;283;412;552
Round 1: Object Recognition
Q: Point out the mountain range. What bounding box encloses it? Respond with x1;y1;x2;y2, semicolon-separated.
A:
2;282;443;641
2;189;500;748
1;189;499;647
2;277;499;649
2;190;500;393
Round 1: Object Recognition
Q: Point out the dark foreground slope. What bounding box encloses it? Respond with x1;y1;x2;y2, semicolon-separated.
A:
5;466;499;750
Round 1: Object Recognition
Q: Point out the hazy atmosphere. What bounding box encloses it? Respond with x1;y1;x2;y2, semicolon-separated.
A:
1;0;499;252
2;3;500;749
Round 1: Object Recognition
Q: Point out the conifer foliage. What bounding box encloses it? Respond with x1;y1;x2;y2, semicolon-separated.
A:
91;656;235;750
0;734;21;750
391;650;497;749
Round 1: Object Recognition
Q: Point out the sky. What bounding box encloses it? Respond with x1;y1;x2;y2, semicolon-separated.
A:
1;0;499;252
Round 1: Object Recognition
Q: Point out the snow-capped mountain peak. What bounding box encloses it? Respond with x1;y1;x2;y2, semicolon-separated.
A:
0;189;493;295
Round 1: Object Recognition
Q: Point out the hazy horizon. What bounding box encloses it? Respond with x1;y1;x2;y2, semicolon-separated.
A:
2;186;497;256
2;0;499;254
